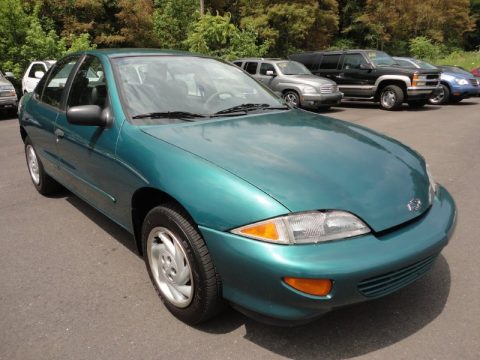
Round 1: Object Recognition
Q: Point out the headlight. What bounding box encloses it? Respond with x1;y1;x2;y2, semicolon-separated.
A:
454;78;469;86
300;85;318;94
231;211;370;244
426;163;438;204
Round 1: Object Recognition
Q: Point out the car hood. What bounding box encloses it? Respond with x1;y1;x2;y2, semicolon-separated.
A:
142;110;431;232
280;74;335;86
441;71;476;80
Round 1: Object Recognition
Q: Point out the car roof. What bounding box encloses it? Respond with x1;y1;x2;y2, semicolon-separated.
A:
233;58;284;62
75;48;199;59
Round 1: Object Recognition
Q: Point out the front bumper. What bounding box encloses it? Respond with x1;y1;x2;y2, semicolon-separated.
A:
200;185;456;323
407;86;439;100
0;96;18;110
450;85;479;99
300;92;343;108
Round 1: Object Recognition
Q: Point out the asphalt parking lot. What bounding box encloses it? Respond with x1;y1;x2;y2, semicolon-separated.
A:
1;98;479;360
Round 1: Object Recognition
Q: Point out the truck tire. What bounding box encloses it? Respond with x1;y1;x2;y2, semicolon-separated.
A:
379;85;404;110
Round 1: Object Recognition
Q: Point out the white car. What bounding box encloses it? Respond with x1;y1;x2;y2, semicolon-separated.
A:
22;60;56;94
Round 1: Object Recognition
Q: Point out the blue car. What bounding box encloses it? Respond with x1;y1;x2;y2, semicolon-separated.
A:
394;57;480;104
18;50;456;325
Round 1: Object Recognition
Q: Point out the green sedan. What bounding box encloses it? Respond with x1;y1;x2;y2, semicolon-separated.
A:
18;49;456;325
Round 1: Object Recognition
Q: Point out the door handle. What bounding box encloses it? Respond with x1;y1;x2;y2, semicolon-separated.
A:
54;128;64;143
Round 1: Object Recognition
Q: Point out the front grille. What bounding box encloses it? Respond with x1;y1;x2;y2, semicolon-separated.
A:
358;254;438;297
0;91;14;97
320;84;337;94
470;78;479;87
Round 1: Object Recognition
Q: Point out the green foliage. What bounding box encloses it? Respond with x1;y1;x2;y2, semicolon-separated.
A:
184;12;270;60
65;33;97;55
153;0;199;49
432;51;480;70
409;37;444;60
240;0;338;56
328;38;356;50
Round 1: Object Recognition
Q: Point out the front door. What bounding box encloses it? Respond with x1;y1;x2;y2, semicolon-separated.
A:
54;55;125;224
337;53;375;98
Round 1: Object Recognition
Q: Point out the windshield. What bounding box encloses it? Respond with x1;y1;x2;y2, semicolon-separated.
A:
411;59;438;70
366;51;396;67
113;56;284;124
276;61;311;75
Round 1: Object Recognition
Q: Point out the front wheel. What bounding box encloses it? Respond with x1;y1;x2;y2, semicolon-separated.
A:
429;84;450;105
379;85;404;110
142;203;224;324
283;90;300;107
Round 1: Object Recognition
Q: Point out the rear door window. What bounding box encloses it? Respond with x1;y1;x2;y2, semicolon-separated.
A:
244;62;258;75
319;54;341;70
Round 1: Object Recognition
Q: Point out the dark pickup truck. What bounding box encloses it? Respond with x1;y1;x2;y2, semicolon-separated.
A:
290;50;441;110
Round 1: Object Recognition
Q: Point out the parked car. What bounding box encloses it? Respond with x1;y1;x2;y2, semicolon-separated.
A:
22;60;56;94
232;58;343;110
290;50;441;110
19;49;456;326
0;71;18;114
393;58;480;104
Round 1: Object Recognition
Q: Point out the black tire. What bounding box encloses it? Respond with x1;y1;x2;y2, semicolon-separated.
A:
429;84;450;105
142;203;224;325
379;85;404;110
283;90;300;107
24;136;62;195
317;106;331;112
408;100;428;108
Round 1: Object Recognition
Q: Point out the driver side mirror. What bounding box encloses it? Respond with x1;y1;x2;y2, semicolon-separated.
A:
67;105;112;127
359;63;374;70
266;70;277;77
34;71;45;79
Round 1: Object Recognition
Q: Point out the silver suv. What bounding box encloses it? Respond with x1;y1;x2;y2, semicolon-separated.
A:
233;58;343;110
0;71;18;115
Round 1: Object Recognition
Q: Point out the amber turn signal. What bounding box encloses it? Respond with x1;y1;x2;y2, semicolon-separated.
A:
283;277;332;296
239;222;279;241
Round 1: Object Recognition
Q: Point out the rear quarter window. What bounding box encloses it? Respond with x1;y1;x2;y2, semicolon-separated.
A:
244;62;258;75
319;54;341;70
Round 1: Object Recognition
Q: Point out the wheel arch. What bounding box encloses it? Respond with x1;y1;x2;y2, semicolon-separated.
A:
131;187;194;255
375;80;407;101
20;126;27;143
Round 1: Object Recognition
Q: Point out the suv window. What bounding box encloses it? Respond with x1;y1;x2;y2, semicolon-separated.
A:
41;56;80;108
259;63;275;75
342;53;368;70
67;56;107;109
319;54;341;70
29;63;47;78
244;62;258;75
233;61;243;67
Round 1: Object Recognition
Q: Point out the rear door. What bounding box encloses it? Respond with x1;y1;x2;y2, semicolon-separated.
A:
54;55;125;223
316;53;342;83
244;61;259;79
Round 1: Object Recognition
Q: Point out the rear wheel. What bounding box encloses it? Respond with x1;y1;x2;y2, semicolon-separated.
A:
142;203;224;324
379;85;404;110
24;137;62;195
429;84;450;105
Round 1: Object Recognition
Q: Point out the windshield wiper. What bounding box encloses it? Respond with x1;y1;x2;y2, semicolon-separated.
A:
213;103;289;116
132;111;208;121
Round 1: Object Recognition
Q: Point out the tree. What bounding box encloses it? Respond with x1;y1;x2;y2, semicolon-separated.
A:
240;0;338;56
117;0;159;47
184;12;269;59
153;0;199;49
